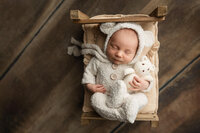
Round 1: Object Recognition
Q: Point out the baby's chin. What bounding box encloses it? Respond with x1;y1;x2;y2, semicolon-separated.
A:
109;58;129;65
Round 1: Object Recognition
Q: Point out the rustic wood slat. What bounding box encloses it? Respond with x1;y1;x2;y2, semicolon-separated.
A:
71;15;165;24
116;56;200;133
81;112;159;127
158;0;200;87
81;112;158;121
0;0;63;78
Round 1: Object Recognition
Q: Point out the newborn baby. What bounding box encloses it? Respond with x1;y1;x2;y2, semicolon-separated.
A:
87;28;149;93
81;22;154;123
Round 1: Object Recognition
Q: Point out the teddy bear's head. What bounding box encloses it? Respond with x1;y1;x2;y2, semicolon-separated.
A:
134;56;155;76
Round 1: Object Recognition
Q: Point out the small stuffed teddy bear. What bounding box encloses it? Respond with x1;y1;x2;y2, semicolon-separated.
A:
123;56;155;93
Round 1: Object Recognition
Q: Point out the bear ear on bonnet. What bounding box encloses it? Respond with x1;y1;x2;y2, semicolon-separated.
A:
100;22;116;34
144;31;155;47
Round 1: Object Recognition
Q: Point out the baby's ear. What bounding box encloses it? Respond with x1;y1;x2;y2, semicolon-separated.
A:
100;22;116;34
144;31;155;47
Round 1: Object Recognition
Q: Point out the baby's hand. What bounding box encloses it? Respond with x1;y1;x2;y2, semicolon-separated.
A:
86;83;106;93
129;76;149;92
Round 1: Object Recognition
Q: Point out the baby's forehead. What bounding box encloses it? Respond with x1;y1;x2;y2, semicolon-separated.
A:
112;28;137;37
110;28;138;41
118;28;137;33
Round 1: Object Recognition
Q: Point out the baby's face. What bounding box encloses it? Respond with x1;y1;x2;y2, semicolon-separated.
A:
106;29;138;64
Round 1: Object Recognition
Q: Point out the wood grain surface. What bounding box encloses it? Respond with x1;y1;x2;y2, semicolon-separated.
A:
0;0;199;133
0;0;63;78
117;55;200;133
158;0;200;87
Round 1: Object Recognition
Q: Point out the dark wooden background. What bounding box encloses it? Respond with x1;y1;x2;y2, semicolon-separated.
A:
0;0;199;133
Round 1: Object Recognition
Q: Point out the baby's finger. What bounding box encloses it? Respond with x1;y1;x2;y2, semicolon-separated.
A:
97;86;105;90
96;84;103;87
129;81;137;88
134;76;141;83
132;79;141;87
99;87;107;92
97;85;105;89
99;88;106;93
102;88;106;93
133;88;141;92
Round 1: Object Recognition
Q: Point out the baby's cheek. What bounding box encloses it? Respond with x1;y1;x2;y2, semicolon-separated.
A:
127;55;134;62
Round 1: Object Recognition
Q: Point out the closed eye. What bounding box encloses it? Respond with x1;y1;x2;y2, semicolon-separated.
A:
125;50;131;54
125;50;135;55
111;43;118;50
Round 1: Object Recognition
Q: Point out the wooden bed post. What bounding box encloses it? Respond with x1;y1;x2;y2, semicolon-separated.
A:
150;115;159;127
149;6;168;17
70;10;89;20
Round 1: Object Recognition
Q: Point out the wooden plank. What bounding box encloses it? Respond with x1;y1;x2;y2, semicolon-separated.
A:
158;0;200;87
72;15;165;24
114;56;200;133
172;111;200;133
82;112;158;121
0;0;63;78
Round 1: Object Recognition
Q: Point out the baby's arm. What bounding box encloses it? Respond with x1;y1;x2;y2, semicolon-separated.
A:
82;57;106;93
129;76;150;92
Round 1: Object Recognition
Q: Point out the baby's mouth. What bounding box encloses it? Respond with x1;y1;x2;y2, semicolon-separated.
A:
113;58;123;62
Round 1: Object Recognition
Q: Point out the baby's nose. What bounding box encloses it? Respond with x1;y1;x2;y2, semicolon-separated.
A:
116;51;123;57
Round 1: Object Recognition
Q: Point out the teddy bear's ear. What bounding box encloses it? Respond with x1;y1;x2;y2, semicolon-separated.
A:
100;22;116;34
124;68;135;76
144;31;155;47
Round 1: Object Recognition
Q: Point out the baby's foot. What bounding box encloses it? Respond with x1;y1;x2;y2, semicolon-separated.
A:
91;92;125;121
123;98;139;123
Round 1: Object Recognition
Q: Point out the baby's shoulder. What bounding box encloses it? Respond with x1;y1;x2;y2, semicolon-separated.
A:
88;57;101;66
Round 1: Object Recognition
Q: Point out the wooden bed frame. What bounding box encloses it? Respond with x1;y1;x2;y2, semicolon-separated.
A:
70;6;167;127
